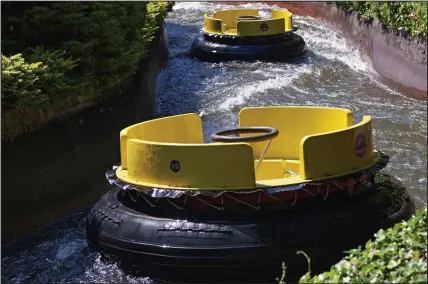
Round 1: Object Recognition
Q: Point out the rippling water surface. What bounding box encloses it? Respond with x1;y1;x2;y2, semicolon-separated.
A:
2;2;426;283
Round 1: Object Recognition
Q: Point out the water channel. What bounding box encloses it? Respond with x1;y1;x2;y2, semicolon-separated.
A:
2;2;426;283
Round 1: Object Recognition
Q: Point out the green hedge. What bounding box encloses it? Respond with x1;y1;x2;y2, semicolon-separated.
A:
1;2;173;140
277;207;427;283
1;52;78;111
334;2;427;38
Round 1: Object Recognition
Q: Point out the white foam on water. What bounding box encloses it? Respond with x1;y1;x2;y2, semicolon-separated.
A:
296;16;371;73
295;16;419;99
217;65;312;111
172;2;417;101
173;2;207;11
55;240;87;261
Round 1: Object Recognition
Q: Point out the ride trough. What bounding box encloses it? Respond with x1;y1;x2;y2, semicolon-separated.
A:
190;8;307;62
86;106;414;283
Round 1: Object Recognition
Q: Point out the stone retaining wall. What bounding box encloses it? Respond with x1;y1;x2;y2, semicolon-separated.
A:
216;1;427;99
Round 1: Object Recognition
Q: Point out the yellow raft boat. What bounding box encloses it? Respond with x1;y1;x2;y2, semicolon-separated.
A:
87;106;413;283
202;8;295;36
190;8;306;61
117;106;382;191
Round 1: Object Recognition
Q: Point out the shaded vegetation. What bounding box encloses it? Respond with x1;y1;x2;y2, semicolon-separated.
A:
334;2;427;38
1;52;77;111
1;1;173;140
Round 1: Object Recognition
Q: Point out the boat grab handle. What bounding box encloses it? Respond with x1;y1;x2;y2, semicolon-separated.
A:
211;126;279;143
211;127;279;172
237;15;261;21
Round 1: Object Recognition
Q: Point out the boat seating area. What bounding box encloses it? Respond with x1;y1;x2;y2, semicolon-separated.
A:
203;9;294;36
117;106;378;190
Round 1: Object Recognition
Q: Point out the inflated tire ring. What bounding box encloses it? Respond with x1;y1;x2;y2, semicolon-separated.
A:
86;172;414;283
191;33;306;62
202;32;295;43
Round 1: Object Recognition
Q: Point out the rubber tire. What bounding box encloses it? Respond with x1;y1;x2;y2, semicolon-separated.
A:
86;173;414;283
190;33;306;62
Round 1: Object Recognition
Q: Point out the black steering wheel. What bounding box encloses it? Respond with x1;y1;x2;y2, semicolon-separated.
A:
211;127;279;143
237;15;261;21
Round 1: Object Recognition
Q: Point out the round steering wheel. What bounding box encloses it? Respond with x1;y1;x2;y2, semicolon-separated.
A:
211;127;279;143
237;15;261;21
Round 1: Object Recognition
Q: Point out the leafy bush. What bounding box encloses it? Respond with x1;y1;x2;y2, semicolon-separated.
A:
2;2;171;100
1;51;78;111
287;207;427;283
1;1;173;140
334;2;427;38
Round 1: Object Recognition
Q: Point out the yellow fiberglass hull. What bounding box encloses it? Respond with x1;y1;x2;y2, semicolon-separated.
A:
202;9;294;36
116;106;383;191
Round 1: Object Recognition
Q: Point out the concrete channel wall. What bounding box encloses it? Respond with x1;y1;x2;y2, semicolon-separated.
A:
290;2;427;98
217;1;427;99
1;21;169;243
274;2;427;99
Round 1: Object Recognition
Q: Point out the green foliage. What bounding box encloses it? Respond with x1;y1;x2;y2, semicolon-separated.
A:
1;2;172;113
297;207;427;283
1;54;48;110
277;251;311;284
1;52;77;111
334;2;427;38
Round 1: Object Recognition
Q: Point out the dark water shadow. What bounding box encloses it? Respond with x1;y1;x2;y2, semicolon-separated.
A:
1;207;103;283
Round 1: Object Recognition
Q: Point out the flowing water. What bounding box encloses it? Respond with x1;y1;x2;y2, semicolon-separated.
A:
2;2;426;283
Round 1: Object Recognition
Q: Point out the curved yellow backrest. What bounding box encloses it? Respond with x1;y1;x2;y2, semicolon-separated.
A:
203;14;223;34
237;18;286;36
123;140;255;189
120;113;204;169
213;9;259;29
300;115;374;180
271;9;293;31
118;113;256;189
239;106;354;160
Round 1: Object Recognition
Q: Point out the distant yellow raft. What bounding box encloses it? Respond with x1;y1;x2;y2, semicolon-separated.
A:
116;106;381;191
190;8;306;61
203;8;294;36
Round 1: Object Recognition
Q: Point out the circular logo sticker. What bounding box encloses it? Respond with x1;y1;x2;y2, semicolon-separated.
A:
260;23;269;32
170;160;180;172
355;134;367;158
